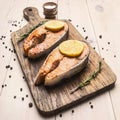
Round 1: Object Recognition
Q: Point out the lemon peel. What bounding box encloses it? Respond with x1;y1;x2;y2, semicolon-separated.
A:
59;40;84;57
44;20;65;32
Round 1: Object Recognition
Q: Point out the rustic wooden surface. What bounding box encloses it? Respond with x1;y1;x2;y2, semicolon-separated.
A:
0;0;120;120
11;6;116;115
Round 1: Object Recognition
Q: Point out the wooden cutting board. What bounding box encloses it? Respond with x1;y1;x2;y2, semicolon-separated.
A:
11;7;116;116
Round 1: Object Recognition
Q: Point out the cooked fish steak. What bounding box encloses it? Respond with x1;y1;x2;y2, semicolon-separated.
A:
35;41;90;86
23;21;68;59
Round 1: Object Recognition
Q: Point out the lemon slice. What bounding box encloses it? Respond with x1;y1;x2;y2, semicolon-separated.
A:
59;40;84;57
44;20;64;32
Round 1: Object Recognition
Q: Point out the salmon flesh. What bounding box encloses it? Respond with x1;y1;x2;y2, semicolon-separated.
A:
35;41;90;86
23;21;68;59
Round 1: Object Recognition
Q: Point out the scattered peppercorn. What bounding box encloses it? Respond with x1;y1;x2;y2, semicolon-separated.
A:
14;96;16;99
82;27;85;30
9;75;11;78
90;105;93;109
59;114;62;117
85;36;88;40
2;85;4;88
6;65;10;69
29;102;33;108
114;55;116;58
10;67;13;70
20;88;23;92
13;58;16;61
99;35;102;39
22;97;24;101
72;109;74;113
3;36;6;39
26;94;28;97
13;49;16;53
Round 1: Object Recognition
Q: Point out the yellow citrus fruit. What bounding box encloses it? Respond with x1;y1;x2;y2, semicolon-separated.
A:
59;40;84;57
44;20;65;32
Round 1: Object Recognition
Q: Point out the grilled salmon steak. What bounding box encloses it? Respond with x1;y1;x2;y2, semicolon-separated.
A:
23;20;68;59
35;40;90;86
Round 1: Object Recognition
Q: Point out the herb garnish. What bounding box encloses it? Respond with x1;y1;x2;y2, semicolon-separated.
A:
70;61;102;94
20;21;47;40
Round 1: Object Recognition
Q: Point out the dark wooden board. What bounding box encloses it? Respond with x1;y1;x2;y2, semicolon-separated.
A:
11;7;116;116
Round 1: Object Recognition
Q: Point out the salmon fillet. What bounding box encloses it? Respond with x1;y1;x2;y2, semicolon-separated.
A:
45;57;79;86
35;48;64;85
35;41;90;86
23;22;68;59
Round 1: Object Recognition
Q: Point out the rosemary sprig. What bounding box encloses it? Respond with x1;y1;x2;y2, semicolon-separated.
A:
70;61;102;94
20;21;47;40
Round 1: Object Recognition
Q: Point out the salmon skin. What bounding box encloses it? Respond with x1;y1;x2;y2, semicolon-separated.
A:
35;40;90;86
23;21;68;59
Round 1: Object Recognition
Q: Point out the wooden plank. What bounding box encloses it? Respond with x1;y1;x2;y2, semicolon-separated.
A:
55;0;116;120
56;0;116;120
0;0;56;120
11;6;116;116
0;0;118;120
1;51;53;120
0;96;29;120
86;0;120;119
58;0;99;53
56;94;115;120
0;0;20;93
0;0;27;91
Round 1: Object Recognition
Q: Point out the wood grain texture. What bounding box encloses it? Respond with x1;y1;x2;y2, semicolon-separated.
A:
11;7;116;116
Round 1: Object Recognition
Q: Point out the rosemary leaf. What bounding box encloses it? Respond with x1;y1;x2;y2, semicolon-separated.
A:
70;61;102;94
20;21;47;41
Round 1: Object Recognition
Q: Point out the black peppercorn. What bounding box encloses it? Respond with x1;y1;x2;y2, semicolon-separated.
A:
29;102;33;108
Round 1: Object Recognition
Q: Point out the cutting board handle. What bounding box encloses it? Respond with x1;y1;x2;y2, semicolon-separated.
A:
23;7;44;23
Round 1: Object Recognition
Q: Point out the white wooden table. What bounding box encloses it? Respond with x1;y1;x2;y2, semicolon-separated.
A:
0;0;120;120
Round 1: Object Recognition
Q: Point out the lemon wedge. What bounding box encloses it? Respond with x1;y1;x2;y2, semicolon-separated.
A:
59;40;84;57
44;20;65;32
